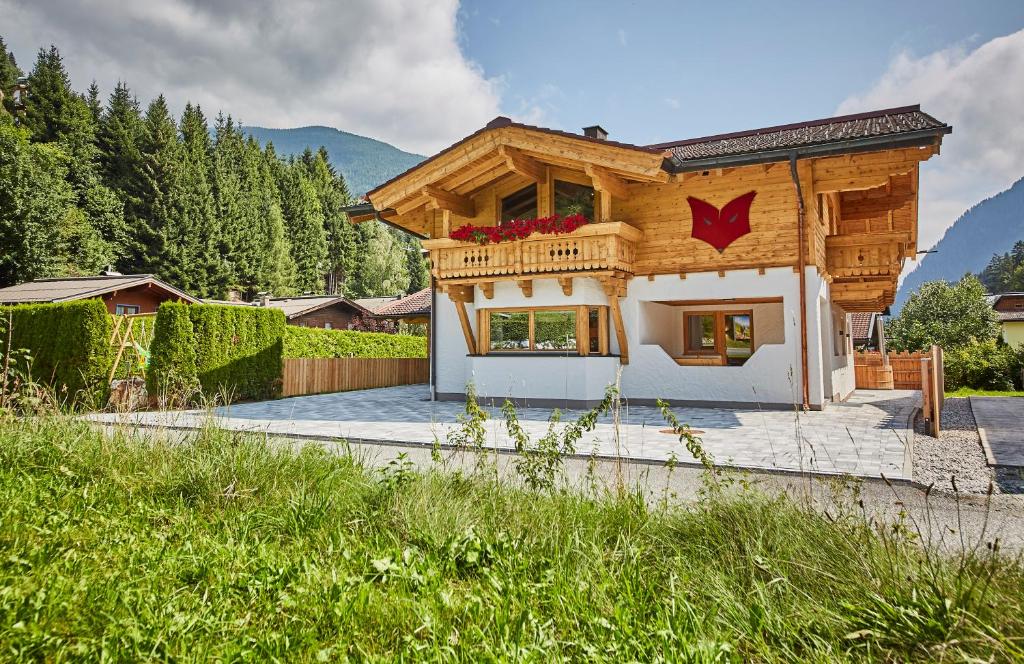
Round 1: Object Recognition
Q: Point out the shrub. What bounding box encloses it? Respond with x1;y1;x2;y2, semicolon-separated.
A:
284;326;427;359
148;303;285;403
0;299;113;406
943;339;1024;391
111;314;157;380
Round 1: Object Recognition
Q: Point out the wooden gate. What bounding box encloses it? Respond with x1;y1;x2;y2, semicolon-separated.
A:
854;346;944;435
281;357;429;397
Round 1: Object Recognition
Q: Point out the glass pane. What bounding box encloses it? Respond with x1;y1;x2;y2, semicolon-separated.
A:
588;307;601;354
534;310;577;351
501;185;538;222
554;180;595;219
489;311;530;351
724;314;752;365
686;315;716;353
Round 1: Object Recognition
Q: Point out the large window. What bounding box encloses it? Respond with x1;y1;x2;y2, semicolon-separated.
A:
501;185;537;222
553;180;595;219
115;304;140;315
481;306;608;355
682;311;754;366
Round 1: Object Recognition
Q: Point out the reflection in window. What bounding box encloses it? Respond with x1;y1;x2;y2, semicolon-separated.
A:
501;185;538;222
686;314;716;354
724;314;752;366
489;311;529;350
588;307;601;353
534;310;577;351
553;180;595;219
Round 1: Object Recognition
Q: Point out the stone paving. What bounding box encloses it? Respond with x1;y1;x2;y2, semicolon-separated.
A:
971;397;1024;468
90;385;919;479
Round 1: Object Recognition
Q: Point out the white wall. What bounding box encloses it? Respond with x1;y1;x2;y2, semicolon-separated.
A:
433;267;837;408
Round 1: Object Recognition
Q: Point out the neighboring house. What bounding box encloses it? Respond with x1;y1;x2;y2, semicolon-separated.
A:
372;288;431;325
347;105;950;409
990;293;1024;347
0;273;197;314
258;295;375;329
850;312;879;350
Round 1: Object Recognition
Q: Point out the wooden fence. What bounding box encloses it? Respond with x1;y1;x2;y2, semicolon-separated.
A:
854;346;944;436
281;357;429;397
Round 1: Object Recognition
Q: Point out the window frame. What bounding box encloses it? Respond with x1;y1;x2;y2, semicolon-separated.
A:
681;310;754;366
478;305;609;356
115;304;141;315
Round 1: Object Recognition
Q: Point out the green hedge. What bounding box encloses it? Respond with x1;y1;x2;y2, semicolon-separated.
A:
148;303;285;402
0;300;113;406
284;326;427;359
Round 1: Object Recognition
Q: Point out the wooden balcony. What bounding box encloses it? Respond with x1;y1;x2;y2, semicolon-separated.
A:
421;221;642;282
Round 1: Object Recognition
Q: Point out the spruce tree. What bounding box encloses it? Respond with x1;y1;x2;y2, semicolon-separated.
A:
303;146;357;295
85;80;102;123
279;160;328;293
97;82;146;271
0;36;22;116
177;103;225;297
258;144;296;296
137;94;180;274
403;232;429;292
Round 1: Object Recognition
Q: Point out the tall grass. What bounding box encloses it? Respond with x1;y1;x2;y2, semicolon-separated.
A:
0;415;1022;661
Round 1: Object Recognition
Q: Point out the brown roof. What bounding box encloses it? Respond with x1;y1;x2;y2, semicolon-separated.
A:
374;288;431;318
262;295;373;319
850;312;876;340
0;274;197;304
650;105;949;168
997;311;1024;322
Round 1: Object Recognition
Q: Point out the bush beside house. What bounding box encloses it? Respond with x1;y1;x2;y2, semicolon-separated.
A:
0;300;113;405
148;302;286;402
284;326;427;359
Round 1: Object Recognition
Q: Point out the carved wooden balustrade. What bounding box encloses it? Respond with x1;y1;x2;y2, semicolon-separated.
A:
421;222;642;281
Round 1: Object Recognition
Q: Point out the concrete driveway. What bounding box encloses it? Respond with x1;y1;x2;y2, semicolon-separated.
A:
972;396;1024;468
91;385;918;480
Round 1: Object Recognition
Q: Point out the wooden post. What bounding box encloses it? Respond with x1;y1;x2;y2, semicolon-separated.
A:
454;300;476;355
608;296;628;365
876;315;889;367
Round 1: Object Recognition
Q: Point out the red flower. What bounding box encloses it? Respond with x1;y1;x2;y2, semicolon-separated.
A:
449;214;591;245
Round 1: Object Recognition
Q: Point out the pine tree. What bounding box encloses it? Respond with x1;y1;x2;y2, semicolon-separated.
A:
135;94;180;274
0;36;23;116
85;80;102;123
258;145;296;296
302;146;357;295
279;160;328;293
97;81;146;271
176;103;225;297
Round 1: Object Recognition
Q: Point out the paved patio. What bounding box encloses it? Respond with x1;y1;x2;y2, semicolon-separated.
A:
972;396;1024;468
90;386;918;479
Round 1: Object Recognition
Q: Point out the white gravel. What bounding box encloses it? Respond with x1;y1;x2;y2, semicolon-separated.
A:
913;397;996;494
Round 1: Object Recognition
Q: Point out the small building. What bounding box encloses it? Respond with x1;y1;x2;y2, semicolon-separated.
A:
347;105;950;410
258;295;376;329
372;288;431;325
0;273;197;313
990;293;1024;347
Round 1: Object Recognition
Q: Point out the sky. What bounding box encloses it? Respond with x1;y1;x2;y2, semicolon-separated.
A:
2;0;1024;251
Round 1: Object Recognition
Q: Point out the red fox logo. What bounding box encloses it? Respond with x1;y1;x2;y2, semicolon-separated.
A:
686;191;756;252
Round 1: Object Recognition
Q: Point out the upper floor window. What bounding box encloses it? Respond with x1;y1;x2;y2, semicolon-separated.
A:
554;180;594;219
501;185;537;222
115;304;140;315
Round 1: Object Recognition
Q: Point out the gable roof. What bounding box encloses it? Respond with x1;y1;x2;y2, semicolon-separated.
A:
850;312;876;340
650;105;950;171
262;295;373;319
0;274;198;305
373;288;431;318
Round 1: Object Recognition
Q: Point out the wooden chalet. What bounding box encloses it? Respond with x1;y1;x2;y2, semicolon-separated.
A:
348;106;950;409
0;273;197;314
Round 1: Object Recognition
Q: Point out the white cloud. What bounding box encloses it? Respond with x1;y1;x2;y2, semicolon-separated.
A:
0;0;502;154
837;29;1024;251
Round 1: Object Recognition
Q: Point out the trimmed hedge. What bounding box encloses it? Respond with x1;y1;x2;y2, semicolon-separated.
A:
148;303;286;402
284;326;427;359
0;300;113;406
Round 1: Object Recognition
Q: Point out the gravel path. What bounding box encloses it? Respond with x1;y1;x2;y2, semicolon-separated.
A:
914;397;995;493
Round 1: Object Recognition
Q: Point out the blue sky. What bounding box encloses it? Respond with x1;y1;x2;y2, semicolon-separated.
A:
458;0;1024;145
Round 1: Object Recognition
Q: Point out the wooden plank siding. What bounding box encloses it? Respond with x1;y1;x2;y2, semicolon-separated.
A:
282;358;429;398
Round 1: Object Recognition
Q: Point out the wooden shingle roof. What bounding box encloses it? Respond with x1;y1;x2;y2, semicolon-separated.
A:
0;274;197;304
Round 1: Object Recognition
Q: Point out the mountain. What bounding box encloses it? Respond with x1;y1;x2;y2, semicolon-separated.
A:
243;126;424;198
895;176;1024;311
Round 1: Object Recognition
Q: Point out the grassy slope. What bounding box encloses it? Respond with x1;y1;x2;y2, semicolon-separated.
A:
0;417;1022;661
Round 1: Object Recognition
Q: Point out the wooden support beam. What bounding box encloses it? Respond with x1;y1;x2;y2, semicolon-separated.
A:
480;282;494;299
453;300;477;355
441;209;451;237
557;277;573;296
421;185;475;217
498;145;545;182
395;194;430;216
608;296;628;365
584;163;630;200
517;279;533;297
443;284;474;303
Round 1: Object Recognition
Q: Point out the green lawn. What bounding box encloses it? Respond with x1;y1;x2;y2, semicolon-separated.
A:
947;387;1024;397
1;416;1022;661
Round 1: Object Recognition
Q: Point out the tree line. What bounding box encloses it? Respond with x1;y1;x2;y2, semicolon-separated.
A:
0;38;428;299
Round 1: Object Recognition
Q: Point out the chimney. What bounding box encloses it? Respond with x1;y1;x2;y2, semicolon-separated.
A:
257;292;271;307
583;125;608;140
100;266;122;276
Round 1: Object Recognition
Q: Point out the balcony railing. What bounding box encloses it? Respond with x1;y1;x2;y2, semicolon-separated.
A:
421;221;642;281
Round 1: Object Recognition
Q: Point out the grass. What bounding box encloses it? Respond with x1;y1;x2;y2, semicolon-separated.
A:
1;416;1023;661
947;387;1024;397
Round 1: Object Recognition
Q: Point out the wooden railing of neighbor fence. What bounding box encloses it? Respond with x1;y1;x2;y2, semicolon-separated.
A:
854;345;944;436
281;358;429;398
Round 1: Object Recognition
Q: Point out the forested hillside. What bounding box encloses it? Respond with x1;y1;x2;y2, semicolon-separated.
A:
896;177;1024;310
0;37;428;300
243;126;424;199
